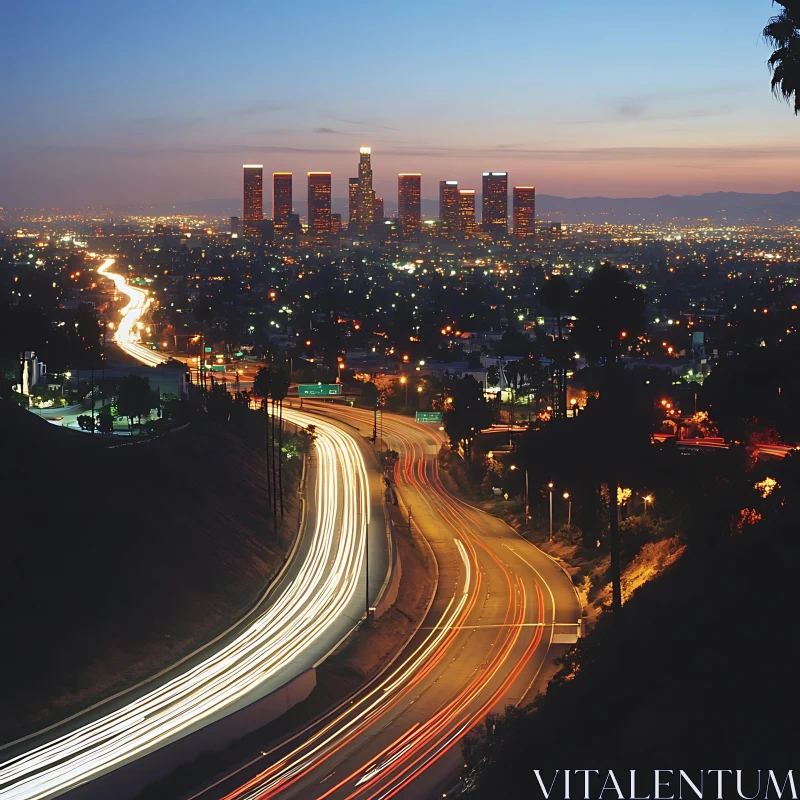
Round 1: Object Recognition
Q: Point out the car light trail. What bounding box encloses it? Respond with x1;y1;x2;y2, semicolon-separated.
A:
192;409;555;800
96;257;170;367
0;410;369;800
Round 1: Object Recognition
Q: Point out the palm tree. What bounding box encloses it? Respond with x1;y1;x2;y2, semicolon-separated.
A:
572;264;647;615
271;366;291;521
539;275;571;418
253;366;274;530
764;1;800;114
194;301;214;391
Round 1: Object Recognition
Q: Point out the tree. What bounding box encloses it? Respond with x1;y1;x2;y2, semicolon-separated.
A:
117;375;154;430
572;265;647;615
253;366;275;530
271;366;291;522
444;375;492;462
539;274;572;417
764;1;800;114
77;414;95;432
194;301;214;391
97;406;114;435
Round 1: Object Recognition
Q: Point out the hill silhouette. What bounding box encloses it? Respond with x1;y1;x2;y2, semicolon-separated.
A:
0;402;290;742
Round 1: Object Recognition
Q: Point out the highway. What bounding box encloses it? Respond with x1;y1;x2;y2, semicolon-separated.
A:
96;257;170;368
188;404;581;800
0;409;387;800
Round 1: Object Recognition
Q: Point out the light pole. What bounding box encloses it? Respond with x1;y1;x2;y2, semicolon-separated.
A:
400;376;408;405
643;494;653;516
548;482;554;541
510;464;530;518
563;492;572;527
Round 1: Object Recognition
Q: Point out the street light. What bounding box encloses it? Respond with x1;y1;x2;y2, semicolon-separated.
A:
400;375;408;404
563;491;572;527
509;465;530;518
548;482;554;541
643;494;654;515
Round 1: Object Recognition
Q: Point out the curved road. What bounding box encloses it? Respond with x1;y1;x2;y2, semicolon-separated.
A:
189;404;581;800
96;257;170;367
0;410;387;800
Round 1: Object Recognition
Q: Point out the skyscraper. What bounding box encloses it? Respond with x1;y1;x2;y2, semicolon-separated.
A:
513;186;536;239
348;178;359;228
458;189;476;235
273;173;292;234
481;172;508;235
373;195;384;223
439;180;459;234
398;174;422;238
307;172;332;234
355;147;375;233
242;165;263;237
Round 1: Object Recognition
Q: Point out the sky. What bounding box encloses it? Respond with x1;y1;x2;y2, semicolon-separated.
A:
1;0;798;208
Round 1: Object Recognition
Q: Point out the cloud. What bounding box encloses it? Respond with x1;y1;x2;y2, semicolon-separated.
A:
314;127;341;134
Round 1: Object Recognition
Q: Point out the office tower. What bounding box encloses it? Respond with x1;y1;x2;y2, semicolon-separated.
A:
273;173;292;233
481;172;508;235
331;213;342;235
513;186;536;239
398;174;422;238
439;180;459;233
307;172;332;234
349;178;359;228
458;189;476;235
373;195;384;223
287;213;301;235
242;165;263;237
355;146;375;233
230;216;240;237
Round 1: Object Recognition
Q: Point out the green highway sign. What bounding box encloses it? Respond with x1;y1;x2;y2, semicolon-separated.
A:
204;346;212;353
415;411;443;423
209;365;225;372
299;383;342;397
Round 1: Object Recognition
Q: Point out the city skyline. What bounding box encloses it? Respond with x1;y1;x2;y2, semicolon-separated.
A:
2;1;799;208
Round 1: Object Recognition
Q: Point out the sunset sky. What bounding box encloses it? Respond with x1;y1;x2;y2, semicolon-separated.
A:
2;0;798;208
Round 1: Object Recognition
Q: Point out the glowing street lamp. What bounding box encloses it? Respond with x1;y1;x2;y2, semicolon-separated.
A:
400;375;408;404
563;491;572;526
643;494;654;515
548;482;554;541
509;465;530;518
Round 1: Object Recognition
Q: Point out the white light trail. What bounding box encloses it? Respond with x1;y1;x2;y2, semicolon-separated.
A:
0;411;369;800
96;258;169;367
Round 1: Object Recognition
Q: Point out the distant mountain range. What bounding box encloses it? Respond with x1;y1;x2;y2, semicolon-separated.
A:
112;191;800;226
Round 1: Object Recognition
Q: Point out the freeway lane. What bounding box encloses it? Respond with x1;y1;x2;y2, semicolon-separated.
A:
0;409;388;800
96;257;170;368
190;405;580;800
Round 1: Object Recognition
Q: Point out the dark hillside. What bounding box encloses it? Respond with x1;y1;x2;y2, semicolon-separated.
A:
463;527;800;796
0;401;294;741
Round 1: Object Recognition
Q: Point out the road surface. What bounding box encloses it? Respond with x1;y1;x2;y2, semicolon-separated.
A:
188;404;581;800
96;258;170;368
0;409;388;800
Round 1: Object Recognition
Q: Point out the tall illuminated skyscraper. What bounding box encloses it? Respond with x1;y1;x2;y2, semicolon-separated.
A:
439;180;459;234
398;174;422;238
242;165;263;236
307;172;332;234
348;178;359;228
355;147;375;233
273;173;292;234
481;172;508;235
373;195;384;223
513;186;536;239
458;189;476;235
